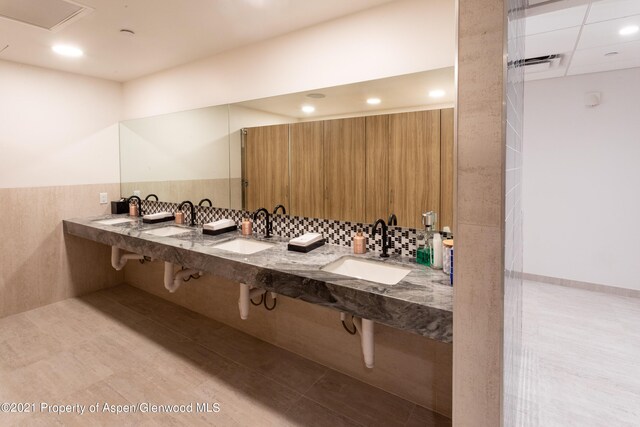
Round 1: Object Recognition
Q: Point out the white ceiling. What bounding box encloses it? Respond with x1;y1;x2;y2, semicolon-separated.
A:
524;0;640;80
0;0;394;82
235;67;455;120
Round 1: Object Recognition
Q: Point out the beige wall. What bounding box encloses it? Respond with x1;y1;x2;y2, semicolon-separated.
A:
0;61;124;319
453;0;508;425
0;60;121;189
124;262;453;417
0;184;124;319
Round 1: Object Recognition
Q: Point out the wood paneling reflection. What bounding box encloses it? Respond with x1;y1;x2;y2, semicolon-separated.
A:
365;114;390;223
323;118;366;223
290;122;324;218
440;108;455;231
243;109;453;229
390;110;441;228
245;124;289;212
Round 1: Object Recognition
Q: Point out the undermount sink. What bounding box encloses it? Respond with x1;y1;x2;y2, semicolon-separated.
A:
95;217;135;225
321;257;411;285
144;226;192;237
212;238;274;255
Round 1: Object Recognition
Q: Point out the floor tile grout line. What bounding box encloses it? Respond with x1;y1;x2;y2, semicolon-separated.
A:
94;288;312;398
403;403;417;427
299;368;328;395
98;286;451;419
296;393;368;427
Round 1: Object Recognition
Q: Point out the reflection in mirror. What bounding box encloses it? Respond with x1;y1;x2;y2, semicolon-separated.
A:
232;67;455;230
228;105;294;210
119;105;230;206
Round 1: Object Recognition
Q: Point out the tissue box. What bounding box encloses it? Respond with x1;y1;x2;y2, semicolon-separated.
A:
142;212;175;224
288;233;325;253
203;219;237;236
203;225;237;236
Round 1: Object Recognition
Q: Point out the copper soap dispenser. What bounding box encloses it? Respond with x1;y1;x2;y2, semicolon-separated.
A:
353;230;367;254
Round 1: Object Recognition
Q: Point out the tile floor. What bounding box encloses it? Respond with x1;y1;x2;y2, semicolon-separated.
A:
517;281;640;427
0;285;450;427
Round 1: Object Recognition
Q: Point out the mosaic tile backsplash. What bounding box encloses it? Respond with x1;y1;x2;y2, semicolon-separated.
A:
140;200;451;258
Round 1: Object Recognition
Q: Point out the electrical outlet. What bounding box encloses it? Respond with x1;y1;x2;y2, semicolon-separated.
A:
99;193;108;204
133;190;141;197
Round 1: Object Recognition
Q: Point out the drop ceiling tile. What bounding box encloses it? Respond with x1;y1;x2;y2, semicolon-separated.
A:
525;26;581;58
525;5;588;36
567;59;640;75
578;15;640;49
568;40;640;75
587;0;640;24
525;66;568;81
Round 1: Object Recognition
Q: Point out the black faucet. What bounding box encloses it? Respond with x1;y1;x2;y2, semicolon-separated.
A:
253;208;272;238
179;200;196;226
388;213;398;226
145;194;158;201
372;218;391;258
198;198;213;207
127;195;143;217
273;204;286;215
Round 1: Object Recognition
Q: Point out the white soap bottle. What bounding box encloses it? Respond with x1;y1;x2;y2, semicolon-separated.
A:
432;232;443;269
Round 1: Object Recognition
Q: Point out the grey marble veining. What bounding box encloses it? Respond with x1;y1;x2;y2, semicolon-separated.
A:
63;215;453;342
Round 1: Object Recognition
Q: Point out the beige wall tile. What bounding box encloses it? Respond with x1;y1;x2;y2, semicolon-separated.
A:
0;184;123;319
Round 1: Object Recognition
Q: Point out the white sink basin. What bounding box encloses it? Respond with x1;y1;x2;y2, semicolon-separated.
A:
144;226;191;237
321;257;411;285
95;217;135;225
212;239;274;255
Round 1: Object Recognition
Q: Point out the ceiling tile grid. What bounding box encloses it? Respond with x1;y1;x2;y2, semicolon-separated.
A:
524;0;640;80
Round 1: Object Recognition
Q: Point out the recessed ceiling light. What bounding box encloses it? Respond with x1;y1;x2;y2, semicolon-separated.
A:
429;89;446;98
619;25;639;36
604;51;619;56
367;97;381;105
301;105;315;113
52;44;83;58
306;93;325;99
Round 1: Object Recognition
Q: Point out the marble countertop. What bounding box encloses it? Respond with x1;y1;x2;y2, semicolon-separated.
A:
63;215;452;342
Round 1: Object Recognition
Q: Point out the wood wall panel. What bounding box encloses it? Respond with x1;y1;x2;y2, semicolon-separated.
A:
290;122;324;218
440;108;455;231
389;110;441;228
244;124;289;212
323;118;366;223
365;114;390;223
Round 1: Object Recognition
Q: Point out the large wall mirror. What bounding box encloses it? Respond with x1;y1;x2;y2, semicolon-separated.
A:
119;67;455;229
120;105;231;206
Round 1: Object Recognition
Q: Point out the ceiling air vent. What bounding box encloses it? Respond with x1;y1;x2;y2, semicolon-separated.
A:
522;54;561;73
0;0;91;32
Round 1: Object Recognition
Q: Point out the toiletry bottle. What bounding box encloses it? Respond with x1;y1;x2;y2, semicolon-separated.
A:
416;234;429;266
449;247;454;286
241;218;252;236
443;239;454;274
175;211;185;225
129;203;138;217
353;230;366;254
432;232;443;269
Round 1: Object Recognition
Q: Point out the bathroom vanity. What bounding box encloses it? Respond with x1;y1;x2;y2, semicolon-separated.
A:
64;214;453;343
